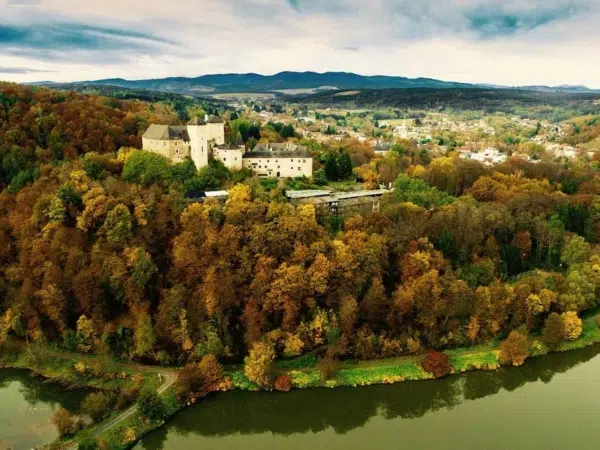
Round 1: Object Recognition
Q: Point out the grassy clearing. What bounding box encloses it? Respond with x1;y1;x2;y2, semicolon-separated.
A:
0;341;158;393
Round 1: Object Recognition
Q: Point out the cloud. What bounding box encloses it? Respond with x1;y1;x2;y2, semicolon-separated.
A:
465;2;581;38
0;65;54;74
0;21;176;61
0;0;599;87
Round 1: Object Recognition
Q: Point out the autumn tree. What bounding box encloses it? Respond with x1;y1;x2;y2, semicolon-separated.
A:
422;350;451;378
138;388;166;421
81;392;114;423
52;408;77;437
499;330;529;366
244;342;275;388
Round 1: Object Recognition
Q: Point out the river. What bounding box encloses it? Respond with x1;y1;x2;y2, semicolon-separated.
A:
0;369;88;450
135;345;600;450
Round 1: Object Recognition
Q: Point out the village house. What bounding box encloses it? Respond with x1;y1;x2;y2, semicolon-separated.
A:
242;143;313;178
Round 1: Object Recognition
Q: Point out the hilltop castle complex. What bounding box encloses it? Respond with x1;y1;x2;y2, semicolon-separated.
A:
142;116;312;178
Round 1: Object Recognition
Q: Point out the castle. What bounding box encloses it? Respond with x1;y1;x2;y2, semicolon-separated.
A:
142;116;312;178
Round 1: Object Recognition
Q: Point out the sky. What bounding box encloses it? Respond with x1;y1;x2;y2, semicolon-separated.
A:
1;0;599;87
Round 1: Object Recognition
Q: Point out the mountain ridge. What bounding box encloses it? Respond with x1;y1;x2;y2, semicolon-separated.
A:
31;71;600;95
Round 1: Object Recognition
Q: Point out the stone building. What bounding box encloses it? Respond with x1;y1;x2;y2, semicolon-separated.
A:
143;119;313;178
242;143;313;178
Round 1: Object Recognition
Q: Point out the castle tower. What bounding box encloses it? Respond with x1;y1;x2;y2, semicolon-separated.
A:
205;115;225;145
187;117;209;169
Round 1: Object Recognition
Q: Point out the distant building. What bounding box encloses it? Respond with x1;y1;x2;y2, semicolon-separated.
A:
243;143;313;178
458;147;507;166
373;141;394;155
286;189;390;217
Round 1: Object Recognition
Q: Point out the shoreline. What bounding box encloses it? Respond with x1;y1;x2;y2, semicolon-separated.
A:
2;312;600;449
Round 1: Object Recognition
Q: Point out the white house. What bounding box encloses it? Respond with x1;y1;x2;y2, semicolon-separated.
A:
242;143;313;178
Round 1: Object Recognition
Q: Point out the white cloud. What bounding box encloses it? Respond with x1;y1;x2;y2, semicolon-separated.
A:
0;0;599;87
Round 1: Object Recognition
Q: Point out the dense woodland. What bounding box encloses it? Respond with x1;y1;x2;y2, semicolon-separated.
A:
301;88;600;121
2;83;600;370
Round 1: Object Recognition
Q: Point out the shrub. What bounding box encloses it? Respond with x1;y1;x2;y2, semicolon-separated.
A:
422;350;451;378
81;391;114;422
52;407;76;437
138;388;166;421
316;357;340;380
78;437;100;450
115;386;139;411
499;331;529;366
274;374;292;392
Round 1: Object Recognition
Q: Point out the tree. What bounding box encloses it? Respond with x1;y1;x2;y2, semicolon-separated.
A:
134;313;156;359
316;357;340;380
81;392;113;422
244;342;275;388
76;315;95;353
499;330;529;366
561;311;583;341
101;204;133;245
422;350;451;378
138;388;166;421
274;374;292;392
126;248;157;289
122;151;171;186
52;407;76;437
198;354;224;386
393;174;454;208
560;235;590;267
543;313;565;347
336;151;353;180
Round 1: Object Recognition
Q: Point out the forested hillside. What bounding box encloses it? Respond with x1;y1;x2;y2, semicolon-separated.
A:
1;84;600;369
301;88;600;120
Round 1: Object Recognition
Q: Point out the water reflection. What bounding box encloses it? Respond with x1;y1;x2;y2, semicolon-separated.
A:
0;369;88;450
138;344;600;450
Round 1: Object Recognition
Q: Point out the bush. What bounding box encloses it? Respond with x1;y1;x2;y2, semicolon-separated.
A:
316;357;340;380
115;386;140;410
78;437;100;450
81;391;114;422
138;388;166;421
52;407;76;437
499;331;529;366
422;350;451;378
274;374;292;392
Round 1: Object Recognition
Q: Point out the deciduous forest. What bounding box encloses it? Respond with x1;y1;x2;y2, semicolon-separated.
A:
2;82;600;371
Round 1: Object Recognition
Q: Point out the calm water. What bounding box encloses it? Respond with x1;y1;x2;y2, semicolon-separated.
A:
0;369;88;450
136;345;600;450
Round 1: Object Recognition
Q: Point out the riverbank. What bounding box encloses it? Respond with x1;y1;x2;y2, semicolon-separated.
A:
2;312;600;450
